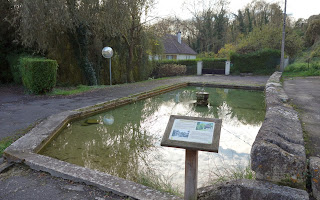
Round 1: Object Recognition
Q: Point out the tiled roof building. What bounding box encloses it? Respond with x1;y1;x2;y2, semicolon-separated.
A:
149;32;197;60
163;34;197;56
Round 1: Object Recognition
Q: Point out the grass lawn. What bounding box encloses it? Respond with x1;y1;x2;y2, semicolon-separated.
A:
283;62;320;77
0;137;13;157
49;85;108;96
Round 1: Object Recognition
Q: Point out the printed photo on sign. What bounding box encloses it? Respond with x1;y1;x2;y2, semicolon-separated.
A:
172;129;190;138
196;122;214;131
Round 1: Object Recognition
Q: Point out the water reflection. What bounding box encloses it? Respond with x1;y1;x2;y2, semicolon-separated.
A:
103;114;114;125
40;87;265;191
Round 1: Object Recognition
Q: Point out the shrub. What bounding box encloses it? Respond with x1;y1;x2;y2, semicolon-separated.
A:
305;19;320;46
215;43;236;60
284;61;320;77
285;63;308;72
6;52;36;84
310;44;320;59
6;53;24;84
230;48;281;74
20;57;58;94
236;24;303;57
197;51;215;58
155;59;198;75
156;64;186;78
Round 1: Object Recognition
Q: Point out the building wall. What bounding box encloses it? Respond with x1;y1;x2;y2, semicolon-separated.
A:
177;54;196;60
149;54;196;61
149;55;160;60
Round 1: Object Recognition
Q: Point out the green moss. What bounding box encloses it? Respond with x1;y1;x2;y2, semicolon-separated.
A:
289;102;313;158
277;174;306;190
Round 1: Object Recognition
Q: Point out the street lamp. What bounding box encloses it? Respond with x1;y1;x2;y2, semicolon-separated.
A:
280;0;287;72
102;47;114;85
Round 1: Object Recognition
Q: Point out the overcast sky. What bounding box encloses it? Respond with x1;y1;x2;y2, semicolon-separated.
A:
151;0;320;21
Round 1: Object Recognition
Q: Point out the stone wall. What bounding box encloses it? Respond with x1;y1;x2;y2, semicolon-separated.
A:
310;157;320;200
198;179;309;200
251;72;306;185
197;72;309;200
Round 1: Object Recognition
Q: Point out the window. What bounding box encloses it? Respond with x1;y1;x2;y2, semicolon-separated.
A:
166;55;173;60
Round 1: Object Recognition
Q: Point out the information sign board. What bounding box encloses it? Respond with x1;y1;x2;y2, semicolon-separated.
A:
161;115;222;152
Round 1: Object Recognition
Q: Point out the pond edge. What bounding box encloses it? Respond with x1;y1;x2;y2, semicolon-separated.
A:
4;82;264;200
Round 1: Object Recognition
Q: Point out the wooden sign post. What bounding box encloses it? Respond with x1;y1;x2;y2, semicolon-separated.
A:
185;149;198;200
161;115;222;200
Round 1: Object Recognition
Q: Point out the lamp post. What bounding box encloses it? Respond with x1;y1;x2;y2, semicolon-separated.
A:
102;47;114;85
280;0;287;72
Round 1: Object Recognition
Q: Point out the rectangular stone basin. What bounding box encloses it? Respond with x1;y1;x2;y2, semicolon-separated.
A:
4;83;265;199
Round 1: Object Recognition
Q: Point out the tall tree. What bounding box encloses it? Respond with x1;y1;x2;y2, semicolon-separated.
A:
120;0;154;82
8;0;155;85
305;19;320;46
237;10;246;34
213;6;228;52
0;0;15;83
236;24;303;57
245;8;253;33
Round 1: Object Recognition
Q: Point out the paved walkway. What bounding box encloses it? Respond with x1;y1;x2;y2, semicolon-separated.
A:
283;76;320;157
0;164;126;200
0;75;269;200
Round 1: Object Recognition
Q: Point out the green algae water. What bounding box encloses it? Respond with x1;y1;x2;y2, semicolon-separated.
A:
40;86;265;192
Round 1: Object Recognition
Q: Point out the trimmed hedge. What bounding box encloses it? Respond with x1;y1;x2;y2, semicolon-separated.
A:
230;49;281;74
156;64;187;77
154;58;227;75
202;58;227;69
154;59;197;75
6;53;26;84
20;57;58;94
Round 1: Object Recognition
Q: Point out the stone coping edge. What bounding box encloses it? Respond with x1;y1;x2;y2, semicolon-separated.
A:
197;179;309;200
310;156;320;200
4;82;264;200
188;83;264;91
251;72;307;186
